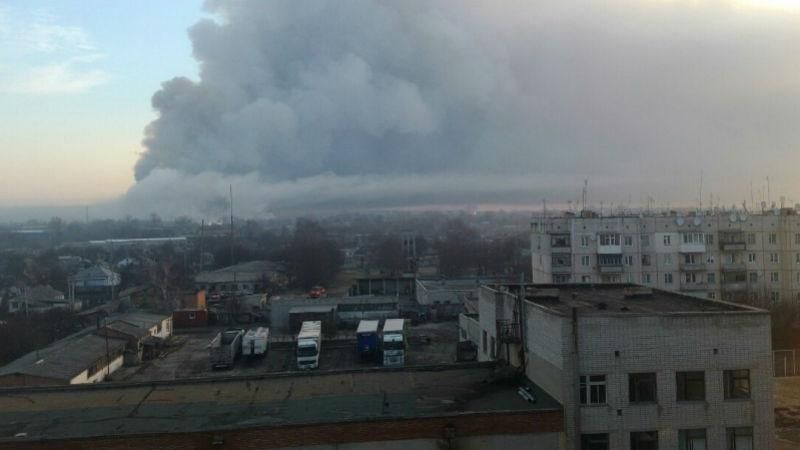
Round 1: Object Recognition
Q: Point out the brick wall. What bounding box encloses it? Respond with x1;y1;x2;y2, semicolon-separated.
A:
0;410;563;450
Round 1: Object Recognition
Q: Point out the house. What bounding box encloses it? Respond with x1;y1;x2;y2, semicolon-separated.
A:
8;285;79;314
68;265;121;306
194;260;286;295
95;320;150;364
459;283;773;450
114;312;172;340
0;333;127;386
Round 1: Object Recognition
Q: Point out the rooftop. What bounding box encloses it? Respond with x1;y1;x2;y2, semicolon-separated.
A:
111;312;170;329
486;283;764;316
418;277;517;292
0;364;560;442
0;333;127;383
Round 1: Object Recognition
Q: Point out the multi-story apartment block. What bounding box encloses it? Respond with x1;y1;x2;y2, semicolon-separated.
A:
531;209;800;305
459;283;773;450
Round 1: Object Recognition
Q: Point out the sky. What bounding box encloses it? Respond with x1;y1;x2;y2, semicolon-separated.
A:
2;0;800;220
0;0;203;207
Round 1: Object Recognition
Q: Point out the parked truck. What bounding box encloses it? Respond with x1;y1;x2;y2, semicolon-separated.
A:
242;327;269;358
209;328;244;369
296;321;322;369
356;320;380;362
381;318;406;367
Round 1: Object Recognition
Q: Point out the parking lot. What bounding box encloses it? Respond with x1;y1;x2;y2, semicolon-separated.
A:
113;320;460;382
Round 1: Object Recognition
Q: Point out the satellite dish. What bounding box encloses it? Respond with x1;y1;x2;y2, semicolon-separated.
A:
729;213;737;222
738;212;748;222
693;217;702;226
676;217;685;226
774;208;780;216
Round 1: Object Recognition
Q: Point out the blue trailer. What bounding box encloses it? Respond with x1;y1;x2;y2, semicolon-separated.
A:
356;320;380;362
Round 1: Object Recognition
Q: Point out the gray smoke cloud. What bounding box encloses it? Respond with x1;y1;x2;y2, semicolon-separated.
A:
128;0;800;218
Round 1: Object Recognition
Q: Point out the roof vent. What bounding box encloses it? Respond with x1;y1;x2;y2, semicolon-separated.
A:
623;287;653;298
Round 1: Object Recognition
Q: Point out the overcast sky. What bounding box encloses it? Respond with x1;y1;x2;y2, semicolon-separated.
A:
2;0;800;220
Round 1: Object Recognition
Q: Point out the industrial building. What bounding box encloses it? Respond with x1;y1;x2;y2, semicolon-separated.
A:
531;209;800;305
268;295;399;332
459;283;773;450
194;260;286;295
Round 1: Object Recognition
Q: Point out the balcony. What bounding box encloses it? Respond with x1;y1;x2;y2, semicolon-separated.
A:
720;242;746;251
550;235;571;252
552;265;572;274
721;282;747;291
497;320;521;344
597;244;622;255
679;262;706;271
599;264;624;273
680;282;707;291
720;262;747;272
679;243;706;253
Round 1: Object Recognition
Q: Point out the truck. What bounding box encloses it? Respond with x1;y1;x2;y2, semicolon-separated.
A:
381;318;406;367
356;320;380;362
242;327;269;358
209;328;244;369
296;321;322;369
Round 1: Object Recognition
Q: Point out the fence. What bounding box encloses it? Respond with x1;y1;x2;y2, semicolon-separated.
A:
774;349;800;377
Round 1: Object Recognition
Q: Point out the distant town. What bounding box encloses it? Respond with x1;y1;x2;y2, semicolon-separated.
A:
0;207;796;449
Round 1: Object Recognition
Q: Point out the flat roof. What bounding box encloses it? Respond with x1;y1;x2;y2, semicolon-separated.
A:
0;364;560;442
485;283;764;315
418;277;516;292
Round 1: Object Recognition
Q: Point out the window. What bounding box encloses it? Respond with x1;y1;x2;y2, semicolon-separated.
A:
679;429;707;450
624;255;634;266
771;272;780;283
664;273;673;284
727;427;753;450
664;254;672;265
683;233;704;244
724;369;750;399
685;272;701;284
600;234;620;246
707;292;716;299
748;253;756;263
771;291;781;302
676;371;705;401
641;235;650;247
796;253;800;264
770;253;779;263
552;254;571;267
553;274;571;283
581;235;590;247
599;254;622;266
581;433;609;450
749;272;758;283
579;375;607;405
642;254;651;266
769;233;778;244
705;234;714;245
643;273;652;284
684;253;698;264
482;330;487;354
490;336;496;359
707;273;716;284
631;431;659;450
624;235;633;246
663;235;671;246
581;255;591;266
629;372;657;403
796;233;800;245
188;312;196;320
747;233;756;245
581;275;592;283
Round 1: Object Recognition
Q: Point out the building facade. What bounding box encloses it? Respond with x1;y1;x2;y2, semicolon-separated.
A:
531;209;800;305
459;283;773;450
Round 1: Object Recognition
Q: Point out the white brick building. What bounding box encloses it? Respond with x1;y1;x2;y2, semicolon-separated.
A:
531;209;800;305
459;283;773;450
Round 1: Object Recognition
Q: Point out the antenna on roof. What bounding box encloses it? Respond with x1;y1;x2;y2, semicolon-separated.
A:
229;184;235;266
698;169;703;211
581;179;588;213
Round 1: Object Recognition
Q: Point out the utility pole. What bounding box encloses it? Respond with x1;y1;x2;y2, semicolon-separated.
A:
229;184;235;266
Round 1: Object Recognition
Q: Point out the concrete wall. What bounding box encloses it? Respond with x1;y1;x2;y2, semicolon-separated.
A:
523;303;567;404
555;311;773;450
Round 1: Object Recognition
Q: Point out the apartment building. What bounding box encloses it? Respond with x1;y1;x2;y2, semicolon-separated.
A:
459;283;773;450
531;209;800;305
